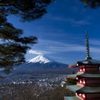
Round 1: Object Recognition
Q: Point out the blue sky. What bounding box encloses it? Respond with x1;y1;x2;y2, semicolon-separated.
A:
8;0;100;64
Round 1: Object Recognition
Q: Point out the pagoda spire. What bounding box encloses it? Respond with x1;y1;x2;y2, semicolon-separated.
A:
85;31;92;60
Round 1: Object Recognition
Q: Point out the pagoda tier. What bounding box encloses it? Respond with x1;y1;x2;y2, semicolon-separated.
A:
69;59;100;67
77;75;100;87
67;73;100;79
66;84;100;99
67;73;100;87
77;59;100;65
67;72;84;79
66;85;100;93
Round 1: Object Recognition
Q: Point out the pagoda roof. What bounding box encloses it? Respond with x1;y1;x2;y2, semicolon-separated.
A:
67;73;100;79
67;85;100;93
68;64;78;68
69;59;100;68
64;96;81;100
77;86;100;93
77;59;100;65
67;74;77;79
67;72;84;79
67;85;83;92
77;73;100;78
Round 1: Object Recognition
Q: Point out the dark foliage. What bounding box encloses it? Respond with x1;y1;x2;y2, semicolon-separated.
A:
81;0;100;8
66;78;76;85
0;83;74;100
0;0;54;21
0;14;37;70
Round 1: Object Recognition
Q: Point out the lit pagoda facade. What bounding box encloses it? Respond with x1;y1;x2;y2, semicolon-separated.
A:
64;33;100;100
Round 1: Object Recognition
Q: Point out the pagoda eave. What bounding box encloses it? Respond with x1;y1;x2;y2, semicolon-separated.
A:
68;64;78;68
76;86;100;94
77;73;100;78
67;85;100;94
66;85;83;92
64;96;81;100
67;72;84;79
67;75;76;79
77;59;100;66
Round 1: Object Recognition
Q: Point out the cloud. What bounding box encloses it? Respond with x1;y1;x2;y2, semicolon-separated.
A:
72;19;90;25
35;39;85;53
37;39;100;54
90;39;100;46
59;18;89;25
28;39;100;58
48;15;90;26
28;50;42;55
28;49;53;55
47;44;85;52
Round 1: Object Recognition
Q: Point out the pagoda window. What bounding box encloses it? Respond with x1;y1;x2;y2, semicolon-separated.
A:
79;93;82;97
76;93;86;99
82;94;86;99
75;92;77;95
80;69;82;72
80;80;82;83
83;68;85;72
79;66;85;72
78;78;86;85
76;77;78;80
83;79;86;85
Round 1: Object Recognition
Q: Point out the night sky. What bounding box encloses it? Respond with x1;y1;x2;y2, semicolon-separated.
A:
8;0;100;64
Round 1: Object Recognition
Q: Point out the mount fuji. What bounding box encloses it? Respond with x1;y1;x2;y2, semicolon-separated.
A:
12;55;76;74
28;55;55;64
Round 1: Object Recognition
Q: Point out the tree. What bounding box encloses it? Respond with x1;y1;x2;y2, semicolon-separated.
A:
0;0;54;21
0;0;53;71
0;14;37;73
81;0;100;8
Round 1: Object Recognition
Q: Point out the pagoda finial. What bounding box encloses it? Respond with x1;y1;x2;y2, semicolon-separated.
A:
85;31;92;60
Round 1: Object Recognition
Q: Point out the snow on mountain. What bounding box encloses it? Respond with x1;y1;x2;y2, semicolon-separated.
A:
9;55;70;74
28;55;55;64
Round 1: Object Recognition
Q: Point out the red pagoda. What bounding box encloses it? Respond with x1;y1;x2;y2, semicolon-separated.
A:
64;33;100;100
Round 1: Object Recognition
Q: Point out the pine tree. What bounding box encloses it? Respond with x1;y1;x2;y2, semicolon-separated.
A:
0;0;53;21
0;14;37;73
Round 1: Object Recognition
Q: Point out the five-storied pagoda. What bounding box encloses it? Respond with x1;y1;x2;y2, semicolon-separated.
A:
64;33;100;100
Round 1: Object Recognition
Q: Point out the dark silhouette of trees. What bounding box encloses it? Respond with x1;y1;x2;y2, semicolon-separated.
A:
81;0;100;8
0;0;53;71
0;83;74;100
0;0;54;21
66;78;76;85
0;14;37;72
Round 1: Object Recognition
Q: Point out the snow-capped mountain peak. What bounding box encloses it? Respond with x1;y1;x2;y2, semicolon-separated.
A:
28;55;54;64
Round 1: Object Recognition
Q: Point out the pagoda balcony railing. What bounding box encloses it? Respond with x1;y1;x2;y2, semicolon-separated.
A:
76;92;85;100
77;82;84;86
77;71;84;74
77;81;100;87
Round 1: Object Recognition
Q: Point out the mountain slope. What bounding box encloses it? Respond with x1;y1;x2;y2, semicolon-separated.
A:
12;55;77;74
